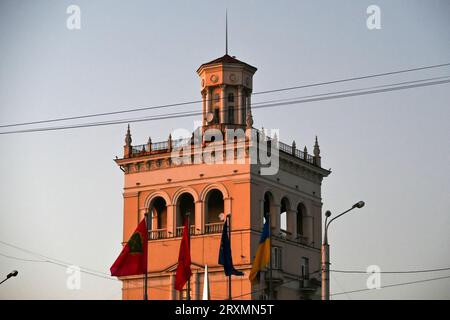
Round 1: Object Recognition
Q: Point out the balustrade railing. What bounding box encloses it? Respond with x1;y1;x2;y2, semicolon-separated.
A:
128;129;318;166
148;228;167;240
205;222;223;234
175;225;196;237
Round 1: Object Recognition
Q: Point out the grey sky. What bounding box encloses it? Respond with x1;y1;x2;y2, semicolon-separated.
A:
0;0;449;299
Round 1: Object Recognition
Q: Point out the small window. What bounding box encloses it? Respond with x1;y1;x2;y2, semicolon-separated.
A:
213;108;220;124
228;106;234;123
271;247;282;270
228;93;234;103
301;257;309;280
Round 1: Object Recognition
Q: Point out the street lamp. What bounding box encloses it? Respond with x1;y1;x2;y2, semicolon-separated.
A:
322;201;365;300
0;270;18;286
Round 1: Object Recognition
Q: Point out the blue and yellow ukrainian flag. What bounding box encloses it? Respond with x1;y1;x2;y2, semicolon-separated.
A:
249;218;270;283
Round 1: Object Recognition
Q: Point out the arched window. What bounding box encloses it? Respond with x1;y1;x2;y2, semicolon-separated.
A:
263;192;274;227
205;189;224;233
280;197;289;232
177;193;195;236
149;196;167;239
297;203;306;237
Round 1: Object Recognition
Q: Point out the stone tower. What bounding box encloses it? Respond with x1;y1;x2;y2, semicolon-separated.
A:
114;53;330;300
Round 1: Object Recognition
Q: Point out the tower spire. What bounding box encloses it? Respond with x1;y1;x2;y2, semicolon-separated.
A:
225;9;228;55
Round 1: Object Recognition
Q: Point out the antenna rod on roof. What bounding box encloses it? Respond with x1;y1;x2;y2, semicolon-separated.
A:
225;9;228;55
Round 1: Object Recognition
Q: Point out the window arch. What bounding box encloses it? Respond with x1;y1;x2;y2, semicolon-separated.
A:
176;193;195;236
297;203;306;237
205;189;224;224
148;196;167;239
280;197;289;232
151;197;167;229
263;191;274;226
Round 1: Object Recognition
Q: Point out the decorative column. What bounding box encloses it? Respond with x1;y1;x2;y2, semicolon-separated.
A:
194;272;200;300
304;214;314;246
206;87;212;117
286;209;297;240
202;90;207;126
224;196;232;218
246;91;252;122
170;274;176;300
166;204;175;238
271;203;281;236
237;85;244;125
258;199;265;229
195;200;203;234
220;84;227;123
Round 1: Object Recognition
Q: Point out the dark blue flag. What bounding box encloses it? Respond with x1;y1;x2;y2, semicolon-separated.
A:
218;219;244;276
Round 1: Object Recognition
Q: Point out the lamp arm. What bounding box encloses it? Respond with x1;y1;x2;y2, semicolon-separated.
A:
326;207;355;229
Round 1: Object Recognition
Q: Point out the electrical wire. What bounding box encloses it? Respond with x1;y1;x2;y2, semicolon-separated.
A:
1;76;449;135
0;62;449;129
331;267;450;274
331;275;450;297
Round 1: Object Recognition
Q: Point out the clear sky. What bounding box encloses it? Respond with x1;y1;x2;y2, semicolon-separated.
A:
0;0;449;299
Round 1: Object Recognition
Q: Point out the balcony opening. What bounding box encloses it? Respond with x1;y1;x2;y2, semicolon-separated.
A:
205;189;224;234
263;191;274;227
280;197;289;233
148;196;167;239
296;203;307;244
177;193;195;236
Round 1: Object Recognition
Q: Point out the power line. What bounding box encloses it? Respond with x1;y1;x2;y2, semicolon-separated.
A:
0;241;173;293
331;267;450;274
0;240;111;278
1;76;449;135
0;250;117;281
0;62;449;129
331;275;450;297
0;252;47;263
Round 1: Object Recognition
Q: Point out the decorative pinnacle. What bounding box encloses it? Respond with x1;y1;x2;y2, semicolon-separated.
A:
314;135;321;156
125;124;132;146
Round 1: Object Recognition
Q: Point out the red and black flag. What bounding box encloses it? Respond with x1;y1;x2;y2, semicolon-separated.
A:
175;218;192;291
110;218;148;277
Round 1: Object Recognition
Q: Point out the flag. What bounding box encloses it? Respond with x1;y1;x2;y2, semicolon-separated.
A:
249;218;270;283
218;219;244;276
202;265;210;300
175;219;192;291
110;218;148;277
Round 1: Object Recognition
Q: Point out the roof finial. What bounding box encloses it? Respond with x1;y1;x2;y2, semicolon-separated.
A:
225;9;228;55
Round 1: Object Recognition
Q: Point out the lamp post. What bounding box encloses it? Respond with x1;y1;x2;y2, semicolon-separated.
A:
322;201;365;300
0;270;18;285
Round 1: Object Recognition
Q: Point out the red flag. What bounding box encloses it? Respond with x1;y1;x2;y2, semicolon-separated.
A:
110;218;148;277
175;219;192;291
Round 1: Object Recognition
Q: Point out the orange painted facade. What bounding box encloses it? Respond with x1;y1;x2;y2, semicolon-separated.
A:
115;54;330;300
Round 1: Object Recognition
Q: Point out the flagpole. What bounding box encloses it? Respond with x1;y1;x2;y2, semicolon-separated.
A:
268;212;273;300
227;214;232;300
144;212;150;300
186;212;191;301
